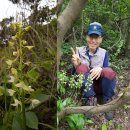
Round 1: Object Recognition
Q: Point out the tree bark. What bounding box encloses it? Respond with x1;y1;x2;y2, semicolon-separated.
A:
58;90;130;120
57;0;88;71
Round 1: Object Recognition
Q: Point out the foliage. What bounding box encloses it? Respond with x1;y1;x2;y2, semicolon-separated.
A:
57;71;85;130
0;22;52;130
124;105;130;109
57;99;85;130
57;71;84;98
64;114;85;130
0;0;57;129
9;0;56;24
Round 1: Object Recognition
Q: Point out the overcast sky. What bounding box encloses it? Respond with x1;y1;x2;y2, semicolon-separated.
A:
0;0;18;21
0;0;56;21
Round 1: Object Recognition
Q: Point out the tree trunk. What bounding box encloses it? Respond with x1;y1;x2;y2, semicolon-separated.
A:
57;0;88;71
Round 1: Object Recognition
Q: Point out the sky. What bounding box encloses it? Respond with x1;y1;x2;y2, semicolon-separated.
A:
0;0;56;21
0;0;19;21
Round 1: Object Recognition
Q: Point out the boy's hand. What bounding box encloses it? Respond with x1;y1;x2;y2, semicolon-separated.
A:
90;67;102;80
71;47;81;68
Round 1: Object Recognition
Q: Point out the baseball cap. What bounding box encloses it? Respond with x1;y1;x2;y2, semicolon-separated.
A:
86;22;103;36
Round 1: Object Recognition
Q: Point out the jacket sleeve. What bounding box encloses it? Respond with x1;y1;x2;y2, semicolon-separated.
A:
103;51;109;67
71;64;76;75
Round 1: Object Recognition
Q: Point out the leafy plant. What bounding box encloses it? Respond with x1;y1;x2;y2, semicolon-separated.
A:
57;71;85;129
57;71;68;95
102;123;107;130
116;124;121;130
0;22;50;130
65;114;85;130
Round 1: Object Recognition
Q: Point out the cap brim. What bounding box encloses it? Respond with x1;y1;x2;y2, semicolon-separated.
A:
87;31;102;36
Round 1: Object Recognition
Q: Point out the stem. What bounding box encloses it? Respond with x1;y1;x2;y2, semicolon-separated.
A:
19;40;26;130
4;71;7;112
22;90;26;130
39;122;56;130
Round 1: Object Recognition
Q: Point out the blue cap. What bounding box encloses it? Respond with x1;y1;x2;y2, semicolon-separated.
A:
87;22;103;36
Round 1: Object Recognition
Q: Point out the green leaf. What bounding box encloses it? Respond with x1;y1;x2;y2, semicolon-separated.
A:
47;48;55;56
40;60;53;71
0;86;15;96
15;82;34;92
6;89;15;96
6;60;13;66
11;99;21;107
30;93;50;108
65;115;76;130
116;124;121;130
102;123;107;130
86;119;94;124
8;76;15;83
57;99;63;111
8;41;14;47
25;112;38;129
24;26;31;31
13;51;18;56
109;120;113;126
70;114;84;128
27;68;39;82
77;117;85;130
25;46;34;50
12;113;24;130
125;105;130;109
67;121;75;130
21;40;28;45
62;97;72;107
119;76;123;79
30;89;42;97
11;68;18;76
31;99;41;107
24;61;31;66
34;94;50;102
59;85;65;95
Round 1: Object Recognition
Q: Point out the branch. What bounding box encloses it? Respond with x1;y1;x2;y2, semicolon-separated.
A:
116;16;130;23
58;91;130;120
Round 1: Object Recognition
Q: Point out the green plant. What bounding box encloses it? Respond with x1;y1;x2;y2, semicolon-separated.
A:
57;71;86;130
64;114;85;130
0;22;50;130
57;71;68;95
102;123;107;130
57;97;85;130
116;124;121;130
124;105;130;109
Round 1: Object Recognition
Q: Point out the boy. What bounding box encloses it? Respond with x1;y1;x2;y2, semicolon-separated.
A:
71;22;116;120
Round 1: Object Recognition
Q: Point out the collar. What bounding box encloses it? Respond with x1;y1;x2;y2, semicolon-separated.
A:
86;47;99;57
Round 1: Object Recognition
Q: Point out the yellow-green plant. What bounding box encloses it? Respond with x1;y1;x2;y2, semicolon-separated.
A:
0;22;50;130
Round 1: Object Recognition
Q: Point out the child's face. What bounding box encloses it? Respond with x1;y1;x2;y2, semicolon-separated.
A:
86;34;103;51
